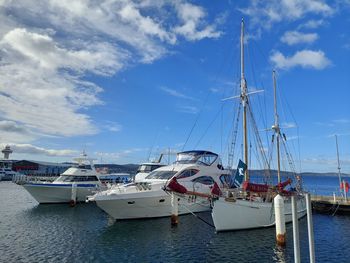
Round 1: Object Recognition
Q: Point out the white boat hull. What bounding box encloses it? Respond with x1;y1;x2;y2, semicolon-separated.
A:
94;189;211;219
23;183;99;204
212;195;307;232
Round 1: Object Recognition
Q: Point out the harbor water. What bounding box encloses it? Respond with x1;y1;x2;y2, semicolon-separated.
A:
1;176;350;263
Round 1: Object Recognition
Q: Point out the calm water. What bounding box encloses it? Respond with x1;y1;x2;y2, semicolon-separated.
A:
1;176;350;263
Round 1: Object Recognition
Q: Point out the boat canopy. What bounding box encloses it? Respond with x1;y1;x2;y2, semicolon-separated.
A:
175;151;218;166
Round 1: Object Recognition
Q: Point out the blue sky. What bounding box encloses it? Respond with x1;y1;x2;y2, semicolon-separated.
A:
0;0;349;173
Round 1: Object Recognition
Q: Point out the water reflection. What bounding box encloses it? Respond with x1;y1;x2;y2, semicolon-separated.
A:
2;182;350;262
273;245;287;263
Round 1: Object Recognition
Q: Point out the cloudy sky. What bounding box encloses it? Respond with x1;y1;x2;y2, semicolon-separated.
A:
0;0;349;173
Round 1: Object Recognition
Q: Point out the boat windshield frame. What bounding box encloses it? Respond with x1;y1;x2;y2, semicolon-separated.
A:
77;164;93;170
145;170;178;180
175;151;218;166
137;164;163;173
56;175;99;182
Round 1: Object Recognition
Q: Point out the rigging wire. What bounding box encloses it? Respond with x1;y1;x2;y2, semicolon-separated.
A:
194;105;224;149
277;72;302;173
247;103;272;184
182;31;239;153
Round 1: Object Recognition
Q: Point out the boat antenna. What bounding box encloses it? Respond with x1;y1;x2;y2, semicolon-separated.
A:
240;18;249;181
335;134;343;195
272;70;281;184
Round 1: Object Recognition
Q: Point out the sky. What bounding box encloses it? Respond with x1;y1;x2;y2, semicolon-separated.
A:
0;0;349;173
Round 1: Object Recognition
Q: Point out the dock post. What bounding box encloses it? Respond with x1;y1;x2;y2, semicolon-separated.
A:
306;193;315;263
171;192;179;226
333;192;336;203
274;194;286;246
291;195;300;263
70;183;77;207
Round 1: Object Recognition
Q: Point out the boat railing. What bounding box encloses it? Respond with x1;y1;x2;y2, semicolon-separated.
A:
12;174;56;184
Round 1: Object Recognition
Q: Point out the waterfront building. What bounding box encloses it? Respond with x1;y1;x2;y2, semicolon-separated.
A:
12;160;72;177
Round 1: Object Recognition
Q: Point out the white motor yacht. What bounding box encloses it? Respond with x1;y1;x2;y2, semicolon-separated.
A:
0;160;21;181
89;150;229;220
20;154;103;204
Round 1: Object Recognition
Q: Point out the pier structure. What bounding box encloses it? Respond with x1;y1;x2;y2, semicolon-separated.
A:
311;194;350;214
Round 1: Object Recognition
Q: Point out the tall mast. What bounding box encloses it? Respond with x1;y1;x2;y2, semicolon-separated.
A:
335;135;342;193
240;19;249;181
272;71;281;184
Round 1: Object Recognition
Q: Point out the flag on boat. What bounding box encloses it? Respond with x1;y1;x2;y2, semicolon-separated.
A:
340;181;349;193
232;159;247;188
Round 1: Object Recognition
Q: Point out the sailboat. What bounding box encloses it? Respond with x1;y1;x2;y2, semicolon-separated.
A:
210;19;306;231
165;19;307;231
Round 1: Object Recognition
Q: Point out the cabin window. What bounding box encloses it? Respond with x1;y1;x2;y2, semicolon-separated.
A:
192;176;215;185
176;169;199;179
62;176;98;182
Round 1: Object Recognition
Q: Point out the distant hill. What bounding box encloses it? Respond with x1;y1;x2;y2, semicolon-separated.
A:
92;163;350;177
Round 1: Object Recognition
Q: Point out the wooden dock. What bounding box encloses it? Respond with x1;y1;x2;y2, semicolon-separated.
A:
311;195;350;215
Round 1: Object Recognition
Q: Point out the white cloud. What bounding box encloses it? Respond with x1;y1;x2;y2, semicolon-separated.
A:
103;121;122;132
313;121;335;127
333;119;350;124
95;148;147;161
0;143;78;157
240;0;334;30
303;156;350;166
280;31;318;45
2;28;124;74
270;50;331;70
210;88;219;93
177;105;199;114
298;19;325;29
118;3;176;45
160;86;195;100
0;120;37;143
281;122;297;129
173;2;222;41
0;0;222;143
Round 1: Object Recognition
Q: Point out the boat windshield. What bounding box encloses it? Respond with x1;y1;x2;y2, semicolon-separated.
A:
145;170;177;180
58;175;99;182
137;164;162;173
176;152;218;166
77;164;92;170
